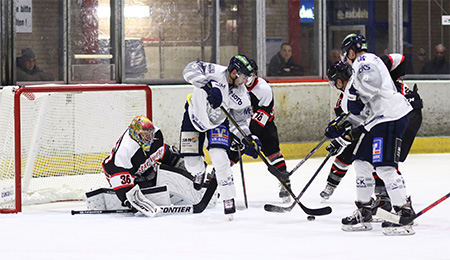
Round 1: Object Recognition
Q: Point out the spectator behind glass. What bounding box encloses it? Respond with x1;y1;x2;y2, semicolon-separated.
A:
16;48;54;81
327;49;341;70
267;43;304;76
403;41;415;74
420;44;450;74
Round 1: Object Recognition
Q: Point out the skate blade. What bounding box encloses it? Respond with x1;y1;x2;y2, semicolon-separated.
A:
382;225;415;236
341;222;373;232
227;214;234;221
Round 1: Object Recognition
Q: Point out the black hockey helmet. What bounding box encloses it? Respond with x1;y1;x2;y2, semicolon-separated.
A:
340;33;368;60
249;59;259;74
227;55;254;77
327;61;353;90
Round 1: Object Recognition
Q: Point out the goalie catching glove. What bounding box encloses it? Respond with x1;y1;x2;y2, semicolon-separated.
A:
201;80;223;109
242;134;262;159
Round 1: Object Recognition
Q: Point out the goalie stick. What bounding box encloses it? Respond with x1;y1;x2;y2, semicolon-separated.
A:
220;106;331;216
375;192;450;225
264;152;333;213
71;177;218;216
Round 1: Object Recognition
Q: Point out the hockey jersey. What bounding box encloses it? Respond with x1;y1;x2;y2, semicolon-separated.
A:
246;77;275;136
183;61;252;139
341;53;412;131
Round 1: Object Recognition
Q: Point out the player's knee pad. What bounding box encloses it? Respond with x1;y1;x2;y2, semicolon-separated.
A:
209;148;236;200
376;166;407;206
184;155;206;176
353;160;375;202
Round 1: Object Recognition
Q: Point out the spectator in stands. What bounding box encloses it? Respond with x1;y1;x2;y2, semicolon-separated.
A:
267;43;304;76
403;41;415;74
16;48;54;81
420;44;450;74
327;49;341;70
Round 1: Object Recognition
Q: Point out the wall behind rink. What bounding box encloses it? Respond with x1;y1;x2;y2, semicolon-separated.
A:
150;80;450;147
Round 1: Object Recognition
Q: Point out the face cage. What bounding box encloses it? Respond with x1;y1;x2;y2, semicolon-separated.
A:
328;79;337;89
246;74;256;86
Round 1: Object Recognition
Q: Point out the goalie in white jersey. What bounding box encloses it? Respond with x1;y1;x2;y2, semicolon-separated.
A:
181;55;261;219
325;34;416;235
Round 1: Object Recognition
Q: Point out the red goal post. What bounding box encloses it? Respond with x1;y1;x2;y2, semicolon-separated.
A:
0;84;152;213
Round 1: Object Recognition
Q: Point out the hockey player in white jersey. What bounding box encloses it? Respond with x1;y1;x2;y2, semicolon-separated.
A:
325;34;415;235
181;55;261;219
226;59;291;202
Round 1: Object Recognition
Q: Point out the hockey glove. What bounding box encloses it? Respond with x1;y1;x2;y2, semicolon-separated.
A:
404;84;423;110
201;80;223;109
347;85;365;115
325;115;351;139
242;134;262;159
326;136;352;156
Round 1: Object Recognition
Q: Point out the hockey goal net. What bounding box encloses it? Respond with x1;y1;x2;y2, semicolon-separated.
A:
0;84;152;213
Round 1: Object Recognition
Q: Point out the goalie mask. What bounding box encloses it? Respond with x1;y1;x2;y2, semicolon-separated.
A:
327;61;353;91
129;115;155;151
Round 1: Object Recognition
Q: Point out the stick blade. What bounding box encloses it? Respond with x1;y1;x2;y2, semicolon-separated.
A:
264;203;293;213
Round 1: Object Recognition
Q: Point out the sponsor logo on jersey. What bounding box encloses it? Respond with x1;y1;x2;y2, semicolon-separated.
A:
358;64;370;73
372;137;383;163
136;146;165;175
230;92;243;105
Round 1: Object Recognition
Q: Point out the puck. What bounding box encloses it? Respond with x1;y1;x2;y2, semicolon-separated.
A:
307;215;315;221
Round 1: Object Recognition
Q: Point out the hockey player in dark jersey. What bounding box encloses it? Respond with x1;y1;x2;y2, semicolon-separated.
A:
320;54;423;205
227;59;291;203
102;115;186;217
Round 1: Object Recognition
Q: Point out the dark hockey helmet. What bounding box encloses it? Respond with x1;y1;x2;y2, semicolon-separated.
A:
227;55;254;77
129;115;155;149
340;33;368;61
327;61;353;90
249;59;259;73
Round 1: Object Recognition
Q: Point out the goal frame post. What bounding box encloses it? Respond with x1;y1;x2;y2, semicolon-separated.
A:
0;84;152;214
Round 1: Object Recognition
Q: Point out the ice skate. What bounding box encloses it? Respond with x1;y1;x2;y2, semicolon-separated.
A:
371;195;392;223
382;197;416;236
278;178;291;203
223;198;236;221
320;183;336;200
341;200;373;231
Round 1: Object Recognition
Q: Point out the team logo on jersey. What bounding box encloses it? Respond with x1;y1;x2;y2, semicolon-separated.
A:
372;137;383;163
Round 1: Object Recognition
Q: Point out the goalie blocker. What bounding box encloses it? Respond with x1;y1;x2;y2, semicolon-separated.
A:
86;164;218;216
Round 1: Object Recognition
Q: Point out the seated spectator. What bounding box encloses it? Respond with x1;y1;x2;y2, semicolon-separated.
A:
327;49;341;70
420;44;450;74
403;41;415;74
267;43;304;76
16;48;54;81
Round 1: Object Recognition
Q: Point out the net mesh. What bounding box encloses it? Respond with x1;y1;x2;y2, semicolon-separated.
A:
0;86;148;209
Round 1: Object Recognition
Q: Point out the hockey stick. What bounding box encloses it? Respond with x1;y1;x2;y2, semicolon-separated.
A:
288;137;327;175
288;113;350;176
72;178;218;216
237;146;248;209
375;192;450;225
220;106;331;216
264;152;333;213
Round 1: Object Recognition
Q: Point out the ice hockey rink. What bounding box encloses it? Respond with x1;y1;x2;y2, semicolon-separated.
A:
0;153;449;260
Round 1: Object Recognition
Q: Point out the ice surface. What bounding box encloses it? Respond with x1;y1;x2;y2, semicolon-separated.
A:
0;154;449;260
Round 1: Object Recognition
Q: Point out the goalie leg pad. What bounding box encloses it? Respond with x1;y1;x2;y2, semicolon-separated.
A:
156;164;203;205
126;185;161;217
